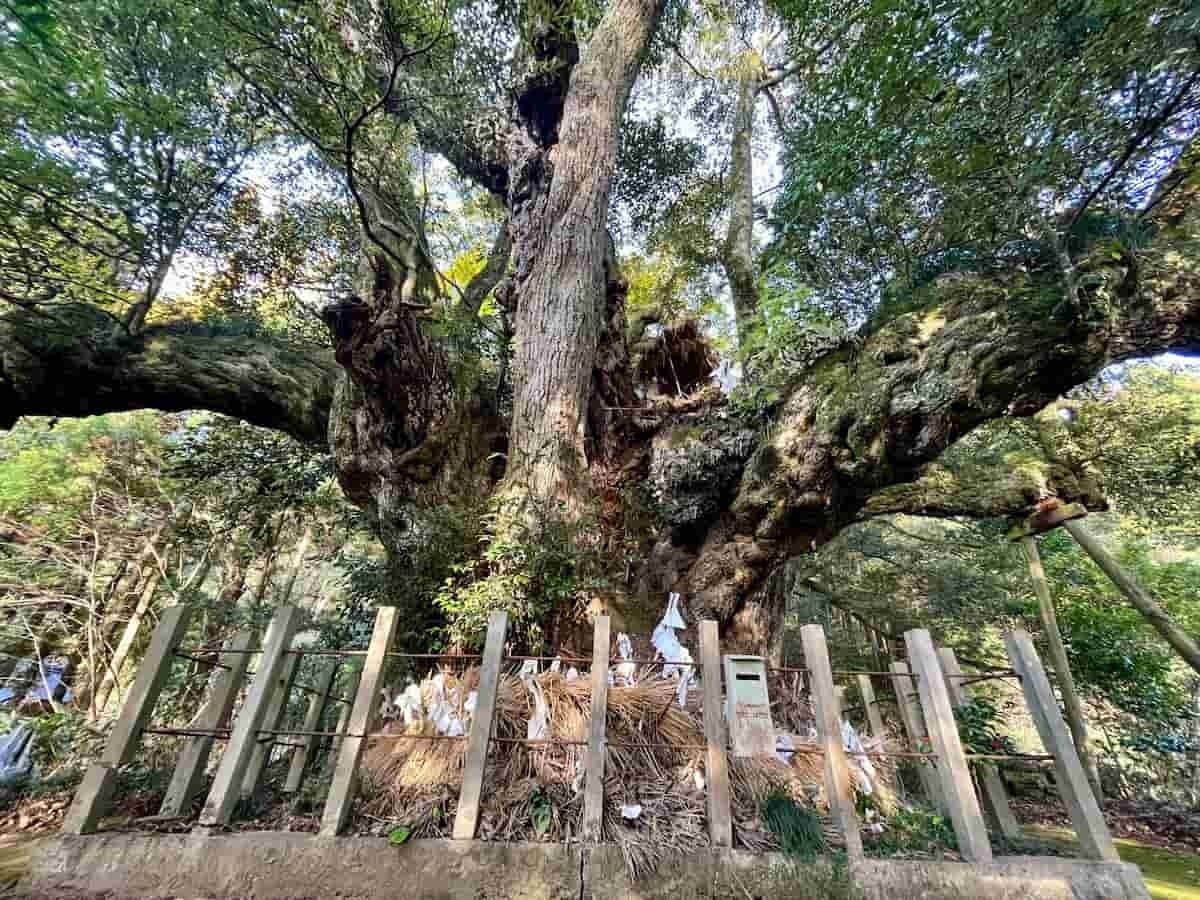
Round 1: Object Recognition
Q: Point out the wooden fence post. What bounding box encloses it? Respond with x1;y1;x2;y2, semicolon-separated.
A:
857;672;902;799
699;620;732;848
198;605;302;828
322;664;361;777
890;661;944;811
856;674;886;742
582;615;610;841
320;606;399;836
936;647;1021;841
1005;630;1118;861
240;652;299;798
905;629;992;862
62;605;193;834
160;629;254;816
452;610;507;840
284;659;339;794
800;624;863;860
1019;534;1103;803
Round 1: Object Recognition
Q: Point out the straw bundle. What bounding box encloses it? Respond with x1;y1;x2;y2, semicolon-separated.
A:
357;665;897;876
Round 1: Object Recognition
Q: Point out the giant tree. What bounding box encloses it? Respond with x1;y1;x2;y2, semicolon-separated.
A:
2;0;1200;655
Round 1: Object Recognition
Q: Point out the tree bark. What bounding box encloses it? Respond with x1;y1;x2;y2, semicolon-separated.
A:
0;302;335;441
723;66;758;349
501;0;664;512
4;84;1200;663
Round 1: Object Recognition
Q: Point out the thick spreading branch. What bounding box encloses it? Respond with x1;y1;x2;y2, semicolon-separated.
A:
0;303;335;442
685;194;1200;641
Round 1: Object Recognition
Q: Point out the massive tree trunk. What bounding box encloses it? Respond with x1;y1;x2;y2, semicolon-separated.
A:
501;0;664;513
5;199;1198;651
322;175;503;536
723;66;759;349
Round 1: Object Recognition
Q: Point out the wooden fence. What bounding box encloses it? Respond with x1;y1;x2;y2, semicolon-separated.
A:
61;605;1117;863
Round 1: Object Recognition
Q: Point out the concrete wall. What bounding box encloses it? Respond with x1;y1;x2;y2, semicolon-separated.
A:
32;833;1151;900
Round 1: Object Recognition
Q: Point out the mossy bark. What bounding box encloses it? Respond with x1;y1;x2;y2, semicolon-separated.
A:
0;303;336;440
685;220;1200;647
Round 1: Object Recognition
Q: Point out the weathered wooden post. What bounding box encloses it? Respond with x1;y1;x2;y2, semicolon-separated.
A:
1005;630;1118;861
582;615;610;841
856;674;886;742
198;605;302;828
937;647;1021;841
284;659;339;794
890;661;944;811
857;672;902;799
801;624;864;860
320;606;399;836
322;664;361;778
241;652;299;798
905;628;992;862
699;619;732;848
63;605;193;834
452;610;507;840
1010;504;1103;802
160;629;254;817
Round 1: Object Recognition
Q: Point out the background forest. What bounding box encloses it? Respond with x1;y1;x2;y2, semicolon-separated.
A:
1;0;1200;883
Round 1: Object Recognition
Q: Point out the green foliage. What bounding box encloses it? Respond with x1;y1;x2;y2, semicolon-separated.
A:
174;183;359;347
731;259;849;416
0;413;168;520
1028;527;1193;724
0;0;266;316
761;791;826;859
435;505;606;650
769;0;1200;313
952;696;1018;756
167;413;338;527
329;504;480;653
613;115;704;239
529;787;553;836
866;807;958;857
388;826;412;845
23;709;104;771
1052;367;1200;541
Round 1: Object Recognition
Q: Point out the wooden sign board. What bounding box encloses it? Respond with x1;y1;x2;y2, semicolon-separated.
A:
723;655;775;757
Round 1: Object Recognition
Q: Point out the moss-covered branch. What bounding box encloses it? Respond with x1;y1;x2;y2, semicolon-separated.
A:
686;189;1200;641
0;303;336;443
